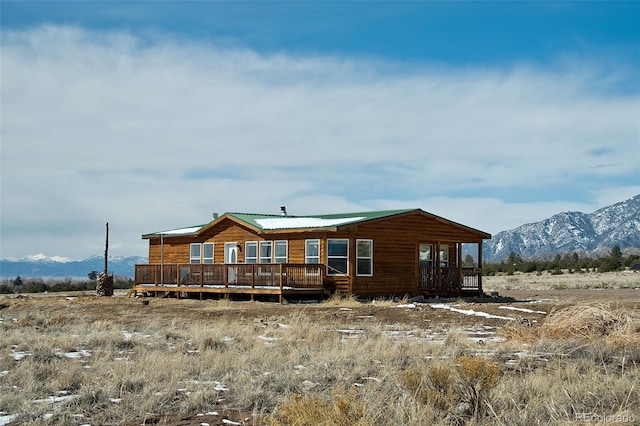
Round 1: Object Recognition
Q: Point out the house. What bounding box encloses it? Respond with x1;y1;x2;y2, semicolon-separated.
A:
131;208;491;301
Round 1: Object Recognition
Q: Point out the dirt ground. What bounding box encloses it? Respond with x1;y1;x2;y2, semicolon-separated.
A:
48;287;639;329
2;284;639;425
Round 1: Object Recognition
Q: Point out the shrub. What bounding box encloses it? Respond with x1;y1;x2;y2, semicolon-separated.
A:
265;386;367;426
401;356;501;422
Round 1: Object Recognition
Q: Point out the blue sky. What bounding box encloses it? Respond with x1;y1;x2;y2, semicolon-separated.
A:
1;1;639;260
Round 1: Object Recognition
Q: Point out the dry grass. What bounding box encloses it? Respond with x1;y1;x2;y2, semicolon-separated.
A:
0;292;638;425
541;303;639;339
484;271;640;291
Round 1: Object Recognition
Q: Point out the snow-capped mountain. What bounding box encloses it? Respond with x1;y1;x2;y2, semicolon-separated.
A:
0;255;148;279
483;194;640;261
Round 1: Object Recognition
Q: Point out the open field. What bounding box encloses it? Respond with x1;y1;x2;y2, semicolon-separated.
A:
0;272;639;425
484;270;640;292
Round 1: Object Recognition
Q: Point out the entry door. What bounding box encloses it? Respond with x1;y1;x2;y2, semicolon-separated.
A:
224;243;238;283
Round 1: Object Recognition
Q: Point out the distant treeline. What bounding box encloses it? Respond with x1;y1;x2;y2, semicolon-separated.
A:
0;275;133;294
482;245;640;276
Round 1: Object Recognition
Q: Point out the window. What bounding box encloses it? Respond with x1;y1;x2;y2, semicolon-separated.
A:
203;243;214;264
419;244;433;267
439;244;449;267
259;241;272;263
274;241;288;263
190;243;201;264
327;239;349;275
356;239;373;276
305;239;320;264
304;239;321;275
245;242;257;263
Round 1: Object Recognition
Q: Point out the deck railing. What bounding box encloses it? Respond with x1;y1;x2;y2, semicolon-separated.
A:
419;267;480;291
135;263;325;289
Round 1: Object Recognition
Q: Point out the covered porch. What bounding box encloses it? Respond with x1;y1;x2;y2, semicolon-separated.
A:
418;266;482;296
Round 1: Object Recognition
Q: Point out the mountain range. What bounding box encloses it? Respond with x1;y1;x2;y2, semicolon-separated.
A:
482;194;640;262
0;255;147;280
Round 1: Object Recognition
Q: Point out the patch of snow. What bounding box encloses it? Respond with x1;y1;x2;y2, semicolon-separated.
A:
0;414;18;426
498;306;546;314
157;226;202;236
25;253;73;263
336;329;364;334
58;349;91;359
214;383;229;392
33;394;78;404
397;303;416;309
430;304;515;321
467;336;505;344
11;350;31;361
256;216;365;230
221;419;242;425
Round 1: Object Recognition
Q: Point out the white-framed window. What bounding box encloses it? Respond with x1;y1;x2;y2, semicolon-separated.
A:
356;239;373;276
190;243;201;264
274;240;288;263
202;243;214;264
304;239;321;276
327;239;349;275
439;244;449;267
305;239;320;264
245;241;258;263
259;241;272;263
419;244;433;267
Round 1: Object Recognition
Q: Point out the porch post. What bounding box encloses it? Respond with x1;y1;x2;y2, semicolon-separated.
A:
477;241;484;294
457;243;463;291
435;242;441;290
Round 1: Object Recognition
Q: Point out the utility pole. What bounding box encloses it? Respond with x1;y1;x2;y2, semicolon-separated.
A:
97;222;114;296
104;222;109;276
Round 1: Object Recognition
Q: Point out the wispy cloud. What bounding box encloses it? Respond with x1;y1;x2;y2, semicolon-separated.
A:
1;25;638;258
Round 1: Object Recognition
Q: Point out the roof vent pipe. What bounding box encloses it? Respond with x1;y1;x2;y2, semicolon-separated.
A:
280;206;287;216
213;213;219;220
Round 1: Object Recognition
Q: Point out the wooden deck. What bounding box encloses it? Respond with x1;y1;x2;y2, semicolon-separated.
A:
131;263;483;301
131;263;330;302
